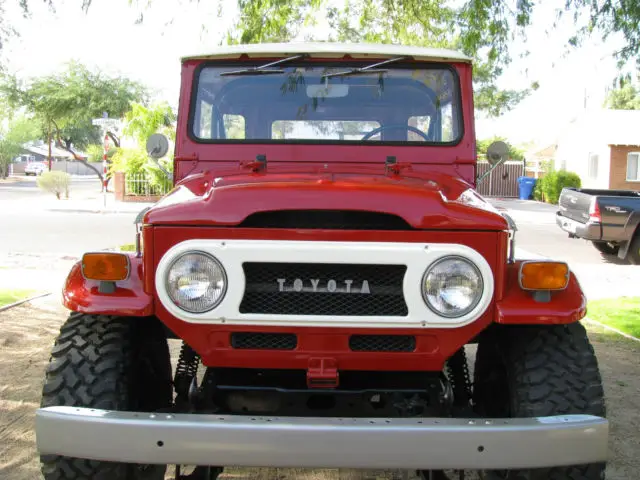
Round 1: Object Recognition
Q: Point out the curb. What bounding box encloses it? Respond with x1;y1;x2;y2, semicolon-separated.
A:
46;208;144;214
0;292;53;312
583;318;640;343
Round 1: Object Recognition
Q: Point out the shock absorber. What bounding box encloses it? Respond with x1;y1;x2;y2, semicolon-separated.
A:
446;347;472;410
174;342;201;410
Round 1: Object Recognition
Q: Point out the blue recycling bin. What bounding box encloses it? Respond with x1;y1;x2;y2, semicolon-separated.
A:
517;176;537;200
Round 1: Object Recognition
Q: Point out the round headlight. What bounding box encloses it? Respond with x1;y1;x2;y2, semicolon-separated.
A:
166;252;227;313
422;256;483;318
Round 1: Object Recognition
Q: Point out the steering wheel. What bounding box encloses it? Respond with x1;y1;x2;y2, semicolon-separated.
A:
361;124;430;141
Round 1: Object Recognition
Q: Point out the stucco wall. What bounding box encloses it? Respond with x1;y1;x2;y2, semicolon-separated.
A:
554;117;611;189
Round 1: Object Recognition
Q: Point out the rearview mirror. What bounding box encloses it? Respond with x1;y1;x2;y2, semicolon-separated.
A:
306;84;349;98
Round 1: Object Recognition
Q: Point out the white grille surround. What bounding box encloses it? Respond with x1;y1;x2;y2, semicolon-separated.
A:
154;240;495;329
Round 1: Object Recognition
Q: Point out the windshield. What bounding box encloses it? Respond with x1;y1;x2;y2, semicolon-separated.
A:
191;62;462;145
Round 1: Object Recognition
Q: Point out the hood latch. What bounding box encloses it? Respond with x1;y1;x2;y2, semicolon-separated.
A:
385;156;411;176
240;154;268;173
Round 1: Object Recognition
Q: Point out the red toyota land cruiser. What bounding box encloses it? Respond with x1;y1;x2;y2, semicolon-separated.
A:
36;43;608;480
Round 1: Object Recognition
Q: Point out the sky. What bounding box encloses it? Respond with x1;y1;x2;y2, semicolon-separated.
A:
1;0;632;150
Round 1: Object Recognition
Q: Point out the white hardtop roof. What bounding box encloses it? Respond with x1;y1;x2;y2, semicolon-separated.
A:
182;42;472;64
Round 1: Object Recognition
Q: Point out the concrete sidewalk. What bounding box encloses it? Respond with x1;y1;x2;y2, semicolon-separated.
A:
45;194;154;214
11;191;154;215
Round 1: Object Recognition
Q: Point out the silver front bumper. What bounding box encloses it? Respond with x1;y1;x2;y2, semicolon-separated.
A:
36;406;608;470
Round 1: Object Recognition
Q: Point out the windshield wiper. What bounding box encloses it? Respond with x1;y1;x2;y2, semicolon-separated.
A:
220;54;308;76
321;56;409;79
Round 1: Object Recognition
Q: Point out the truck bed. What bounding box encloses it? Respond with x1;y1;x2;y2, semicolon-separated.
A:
557;187;640;244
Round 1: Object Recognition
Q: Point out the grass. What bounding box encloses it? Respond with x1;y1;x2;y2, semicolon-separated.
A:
0;289;37;308
587;297;640;338
119;243;136;252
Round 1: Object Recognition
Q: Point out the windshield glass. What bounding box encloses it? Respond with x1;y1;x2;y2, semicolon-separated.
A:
191;63;462;144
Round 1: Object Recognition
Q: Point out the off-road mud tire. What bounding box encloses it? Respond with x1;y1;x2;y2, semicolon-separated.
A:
40;313;172;480
627;233;640;265
591;241;619;256
473;323;606;480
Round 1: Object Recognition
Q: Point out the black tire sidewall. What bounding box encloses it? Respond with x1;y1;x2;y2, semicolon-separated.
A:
591;241;619;256
474;324;606;480
40;314;171;480
628;234;640;265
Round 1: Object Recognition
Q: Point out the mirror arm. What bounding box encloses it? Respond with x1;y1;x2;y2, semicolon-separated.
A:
476;159;506;184
151;157;173;183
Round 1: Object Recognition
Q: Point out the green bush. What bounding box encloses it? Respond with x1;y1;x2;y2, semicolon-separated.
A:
37;171;71;199
535;170;581;204
532;178;544;201
86;144;117;163
110;147;173;196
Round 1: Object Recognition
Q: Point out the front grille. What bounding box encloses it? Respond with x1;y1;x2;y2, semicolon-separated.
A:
239;210;413;230
240;263;408;316
349;335;416;352
231;332;297;350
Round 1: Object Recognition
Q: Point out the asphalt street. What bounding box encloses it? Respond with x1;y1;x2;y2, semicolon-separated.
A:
489;198;624;265
0;176;139;256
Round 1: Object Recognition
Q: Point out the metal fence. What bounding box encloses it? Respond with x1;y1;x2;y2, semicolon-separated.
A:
476;161;524;198
124;172;173;197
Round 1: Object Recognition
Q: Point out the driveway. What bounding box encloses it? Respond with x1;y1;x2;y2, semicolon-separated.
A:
490;198;640;300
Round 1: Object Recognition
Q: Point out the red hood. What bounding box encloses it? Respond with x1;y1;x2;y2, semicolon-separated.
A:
143;170;507;231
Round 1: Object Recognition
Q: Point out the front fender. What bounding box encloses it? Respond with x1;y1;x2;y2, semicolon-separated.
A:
495;261;586;325
62;254;153;316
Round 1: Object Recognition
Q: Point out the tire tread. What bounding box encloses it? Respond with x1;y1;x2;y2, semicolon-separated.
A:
39;314;169;480
476;323;606;480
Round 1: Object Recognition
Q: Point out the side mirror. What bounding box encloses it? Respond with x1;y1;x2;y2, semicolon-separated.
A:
145;133;173;183
477;140;510;184
486;141;509;167
146;133;170;159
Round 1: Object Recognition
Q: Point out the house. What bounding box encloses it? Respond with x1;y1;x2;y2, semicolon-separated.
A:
14;141;86;162
553;109;640;191
10;141;92;175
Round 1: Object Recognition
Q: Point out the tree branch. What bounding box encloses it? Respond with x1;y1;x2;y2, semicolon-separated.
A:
52;120;105;190
106;130;120;148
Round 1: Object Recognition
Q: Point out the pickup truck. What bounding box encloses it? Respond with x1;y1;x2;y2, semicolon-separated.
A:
556;187;640;264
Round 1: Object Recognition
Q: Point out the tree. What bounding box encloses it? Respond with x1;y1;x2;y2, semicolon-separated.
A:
0;115;40;178
3;1;640;116
123;102;176;145
605;81;640;110
110;102;176;193
0;62;148;188
221;0;640;116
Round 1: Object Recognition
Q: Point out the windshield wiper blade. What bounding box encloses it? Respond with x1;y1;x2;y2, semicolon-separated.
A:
220;54;308;77
321;56;409;79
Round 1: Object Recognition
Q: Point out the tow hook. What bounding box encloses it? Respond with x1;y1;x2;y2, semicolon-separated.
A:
307;357;339;388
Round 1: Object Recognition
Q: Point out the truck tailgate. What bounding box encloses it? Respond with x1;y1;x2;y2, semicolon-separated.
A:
558;188;592;224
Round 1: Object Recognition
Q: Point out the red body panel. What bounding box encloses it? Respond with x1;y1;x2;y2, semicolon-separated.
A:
58;54;588;375
496;262;587;325
60;233;586;372
174;61;478;185
62;255;152;316
145;171;507;231
151;227;498;371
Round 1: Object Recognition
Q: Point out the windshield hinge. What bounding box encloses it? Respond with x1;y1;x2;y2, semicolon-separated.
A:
240;154;267;172
385;156;411;176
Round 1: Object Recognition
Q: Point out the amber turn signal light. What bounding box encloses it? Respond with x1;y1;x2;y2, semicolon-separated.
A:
81;253;130;282
519;261;569;291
